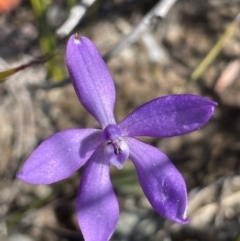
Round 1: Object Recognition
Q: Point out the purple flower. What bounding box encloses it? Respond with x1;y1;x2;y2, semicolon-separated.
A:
17;35;216;241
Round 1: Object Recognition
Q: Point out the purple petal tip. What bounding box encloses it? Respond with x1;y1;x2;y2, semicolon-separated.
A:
180;217;190;224
174;207;190;224
16;171;23;179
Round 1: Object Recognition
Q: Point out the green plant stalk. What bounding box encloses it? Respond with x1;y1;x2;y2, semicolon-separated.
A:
30;0;66;81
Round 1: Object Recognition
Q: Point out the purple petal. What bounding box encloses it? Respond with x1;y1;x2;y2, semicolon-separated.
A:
127;137;189;224
66;35;116;128
17;129;101;184
119;94;217;137
76;146;119;241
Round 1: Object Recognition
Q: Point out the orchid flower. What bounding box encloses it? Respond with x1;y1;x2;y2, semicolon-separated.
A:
17;35;216;241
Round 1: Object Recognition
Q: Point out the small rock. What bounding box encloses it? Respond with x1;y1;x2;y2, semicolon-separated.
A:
8;234;33;241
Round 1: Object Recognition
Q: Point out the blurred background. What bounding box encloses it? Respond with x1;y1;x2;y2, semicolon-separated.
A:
0;0;240;240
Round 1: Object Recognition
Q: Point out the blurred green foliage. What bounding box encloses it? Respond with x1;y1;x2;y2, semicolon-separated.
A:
30;0;67;81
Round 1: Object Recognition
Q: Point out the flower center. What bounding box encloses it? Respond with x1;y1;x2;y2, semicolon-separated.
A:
103;124;123;154
111;140;122;155
103;124;129;169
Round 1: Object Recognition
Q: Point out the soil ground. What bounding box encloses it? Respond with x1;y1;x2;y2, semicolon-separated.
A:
0;0;240;240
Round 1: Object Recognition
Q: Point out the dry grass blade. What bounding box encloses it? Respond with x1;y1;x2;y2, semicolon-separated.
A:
0;55;51;82
190;12;240;81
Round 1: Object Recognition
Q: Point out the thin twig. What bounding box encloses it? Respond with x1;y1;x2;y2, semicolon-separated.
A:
56;0;97;38
28;78;71;90
104;0;178;62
